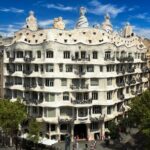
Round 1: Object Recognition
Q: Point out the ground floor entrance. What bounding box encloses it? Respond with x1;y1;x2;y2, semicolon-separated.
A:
74;124;87;139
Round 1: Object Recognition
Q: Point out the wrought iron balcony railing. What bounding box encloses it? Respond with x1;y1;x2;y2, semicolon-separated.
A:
71;98;92;104
104;57;115;61
24;56;35;62
71;55;90;61
70;84;89;89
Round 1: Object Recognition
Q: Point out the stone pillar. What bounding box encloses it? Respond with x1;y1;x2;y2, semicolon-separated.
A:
101;121;105;140
87;124;91;140
71;123;74;141
57;124;60;141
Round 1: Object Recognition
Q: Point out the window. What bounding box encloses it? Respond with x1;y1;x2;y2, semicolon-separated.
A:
93;106;101;114
107;65;114;72
45;79;54;86
100;66;103;72
59;64;63;72
107;91;112;100
126;87;129;94
60;124;68;131
15;64;22;71
64;51;70;59
37;51;41;58
14;77;22;85
46;64;54;72
81;51;86;59
45;108;56;117
92;92;98;100
45;93;55;102
60;107;72;116
16;51;23;58
46;51;53;58
51;124;56;131
87;65;94;72
34;64;39;72
6;51;10;58
107;78;112;86
135;53;137;59
107;106;111;114
93;51;98;59
63;92;69;101
105;51;111;59
90;122;99;130
91;78;99;86
25;51;32;58
66;65;72;72
61;79;67;86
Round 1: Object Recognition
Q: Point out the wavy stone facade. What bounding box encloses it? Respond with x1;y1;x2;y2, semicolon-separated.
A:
3;9;149;141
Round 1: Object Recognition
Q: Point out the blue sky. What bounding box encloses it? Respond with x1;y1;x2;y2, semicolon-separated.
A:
0;0;150;38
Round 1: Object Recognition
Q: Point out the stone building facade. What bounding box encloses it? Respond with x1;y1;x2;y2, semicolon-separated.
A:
0;36;12;98
3;9;149;141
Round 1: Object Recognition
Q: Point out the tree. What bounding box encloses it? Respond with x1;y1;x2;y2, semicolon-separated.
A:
108;121;120;139
27;118;41;143
0;99;27;146
128;90;150;148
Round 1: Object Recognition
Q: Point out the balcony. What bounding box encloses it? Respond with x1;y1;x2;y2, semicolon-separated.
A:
9;56;15;62
74;71;86;76
116;81;125;87
24;56;35;62
141;57;147;61
126;56;134;62
127;67;135;73
117;69;125;75
7;65;15;74
104;57;115;61
131;90;137;95
117;56;126;63
130;79;136;84
136;77;142;83
71;98;92;104
71;55;90;61
23;83;32;89
23;69;33;75
118;94;124;100
70;84;89;90
58;116;74;123
141;66;149;73
5;82;13;86
90;114;104;122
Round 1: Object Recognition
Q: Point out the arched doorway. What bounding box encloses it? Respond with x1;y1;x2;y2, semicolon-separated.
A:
74;124;87;139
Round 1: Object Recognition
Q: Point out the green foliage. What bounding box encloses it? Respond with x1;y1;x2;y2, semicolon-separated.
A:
108;121;120;139
28;118;41;143
128;90;150;145
0;99;27;135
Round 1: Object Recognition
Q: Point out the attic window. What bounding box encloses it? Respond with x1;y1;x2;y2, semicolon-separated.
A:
33;35;35;38
93;32;96;35
74;39;77;42
35;40;38;43
102;33;105;35
83;32;86;34
64;39;67;43
89;40;92;43
99;39;103;42
68;34;72;37
28;40;31;43
59;33;62;36
43;39;46;42
26;33;29;35
24;38;27;41
19;33;22;36
40;33;43;36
